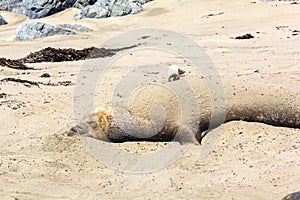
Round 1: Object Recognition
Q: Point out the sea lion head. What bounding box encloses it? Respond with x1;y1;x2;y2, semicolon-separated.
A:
68;105;113;141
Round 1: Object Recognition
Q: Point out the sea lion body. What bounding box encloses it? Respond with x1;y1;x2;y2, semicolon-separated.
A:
69;66;300;144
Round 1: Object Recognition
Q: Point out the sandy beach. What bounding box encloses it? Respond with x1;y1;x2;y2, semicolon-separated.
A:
0;0;299;199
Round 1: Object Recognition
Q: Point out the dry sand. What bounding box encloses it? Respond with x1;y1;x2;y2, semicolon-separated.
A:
0;0;299;199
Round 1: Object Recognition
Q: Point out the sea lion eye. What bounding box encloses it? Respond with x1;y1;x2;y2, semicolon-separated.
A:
87;121;98;129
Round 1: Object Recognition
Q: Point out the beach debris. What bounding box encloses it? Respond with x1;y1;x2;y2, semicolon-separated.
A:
0;78;74;87
0;58;32;70
0;44;137;70
276;25;289;30
292;30;300;36
16;20;76;41
0;15;7;25
19;45;137;63
1;78;40;87
167;65;185;82
202;12;224;18
40;73;51;78
58;81;73;86
234;33;254;40
0;93;7;99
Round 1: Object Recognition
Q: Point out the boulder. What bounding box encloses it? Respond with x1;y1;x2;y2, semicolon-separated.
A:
22;0;76;19
0;15;8;26
16;20;75;40
0;0;23;14
129;0;143;14
110;0;132;17
74;0;110;19
73;0;97;9
0;0;152;19
74;0;151;19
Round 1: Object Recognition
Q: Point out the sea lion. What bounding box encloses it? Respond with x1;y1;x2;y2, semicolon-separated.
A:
68;67;300;144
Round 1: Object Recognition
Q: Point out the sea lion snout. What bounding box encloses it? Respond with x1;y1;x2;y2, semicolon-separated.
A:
68;111;109;140
68;123;90;137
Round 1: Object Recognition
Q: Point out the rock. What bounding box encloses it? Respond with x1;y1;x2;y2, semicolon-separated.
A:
110;0;132;17
0;0;76;18
22;0;76;19
129;0;143;14
0;15;8;26
138;0;152;4
0;0;152;19
74;0;110;19
73;14;82;20
16;20;76;41
136;0;153;5
73;0;97;9
55;23;91;31
75;0;151;19
0;0;23;13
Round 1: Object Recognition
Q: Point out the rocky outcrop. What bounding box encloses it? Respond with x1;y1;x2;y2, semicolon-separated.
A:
110;0;132;17
0;0;152;19
16;20;75;40
0;15;8;25
74;0;152;19
23;0;76;19
0;0;76;19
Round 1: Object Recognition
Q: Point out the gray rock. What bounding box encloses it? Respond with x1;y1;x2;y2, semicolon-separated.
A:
0;15;8;26
0;0;79;19
73;13;82;20
73;0;97;9
16;20;75;40
55;23;91;31
135;0;152;5
75;0;110;19
0;0;23;13
129;0;143;14
110;0;132;17
0;0;152;19
75;0;151;19
23;0;76;19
